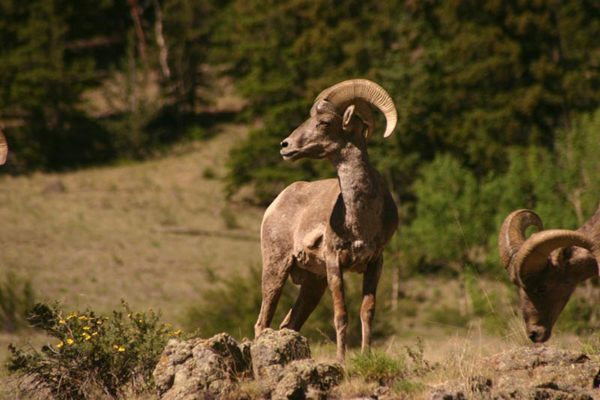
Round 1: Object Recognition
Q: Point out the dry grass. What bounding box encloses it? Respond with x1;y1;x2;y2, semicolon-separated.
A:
0;123;263;361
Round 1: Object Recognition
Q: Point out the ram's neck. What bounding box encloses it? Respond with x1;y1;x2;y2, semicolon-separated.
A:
330;143;379;238
572;218;600;283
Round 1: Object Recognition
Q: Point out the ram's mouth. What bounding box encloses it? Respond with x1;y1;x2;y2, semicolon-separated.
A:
280;149;299;160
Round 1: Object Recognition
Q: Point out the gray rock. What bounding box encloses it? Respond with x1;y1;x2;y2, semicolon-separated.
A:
153;335;243;399
428;346;599;400
251;328;312;382
240;338;253;374
271;359;344;400
205;332;250;377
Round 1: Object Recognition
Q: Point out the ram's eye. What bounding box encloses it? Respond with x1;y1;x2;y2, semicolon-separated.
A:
534;285;547;294
317;121;330;128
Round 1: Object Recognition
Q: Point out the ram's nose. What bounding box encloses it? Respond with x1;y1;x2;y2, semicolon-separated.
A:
528;327;551;343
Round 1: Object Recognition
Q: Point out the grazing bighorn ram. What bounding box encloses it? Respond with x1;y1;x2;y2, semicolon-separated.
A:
499;206;600;343
254;79;399;360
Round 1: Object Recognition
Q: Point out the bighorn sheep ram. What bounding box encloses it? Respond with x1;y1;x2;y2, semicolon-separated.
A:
499;206;600;343
254;79;399;360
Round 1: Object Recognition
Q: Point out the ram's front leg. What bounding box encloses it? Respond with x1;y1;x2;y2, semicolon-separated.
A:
326;254;348;362
361;255;383;353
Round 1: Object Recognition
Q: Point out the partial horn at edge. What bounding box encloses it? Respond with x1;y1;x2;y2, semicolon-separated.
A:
0;130;7;165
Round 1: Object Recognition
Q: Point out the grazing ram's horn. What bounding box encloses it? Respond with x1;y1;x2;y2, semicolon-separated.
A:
513;229;596;284
311;79;397;139
0;129;7;165
499;209;544;284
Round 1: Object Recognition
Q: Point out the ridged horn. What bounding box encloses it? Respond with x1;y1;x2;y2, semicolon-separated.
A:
513;229;596;284
311;79;397;139
0;129;7;165
498;209;543;284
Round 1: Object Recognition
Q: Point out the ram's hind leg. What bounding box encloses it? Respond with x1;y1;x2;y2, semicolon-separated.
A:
361;255;383;353
254;257;292;338
280;272;328;331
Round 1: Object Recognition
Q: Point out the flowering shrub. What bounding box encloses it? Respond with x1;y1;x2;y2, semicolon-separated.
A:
7;301;180;399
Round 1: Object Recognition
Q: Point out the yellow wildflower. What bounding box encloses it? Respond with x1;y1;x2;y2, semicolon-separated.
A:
67;312;77;320
83;333;91;341
79;315;87;320
171;330;182;336
92;332;98;336
66;338;74;345
113;345;119;349
57;341;64;348
82;326;90;330
138;319;142;323
165;323;172;328
118;347;125;352
127;313;132;318
59;319;66;325
97;320;103;325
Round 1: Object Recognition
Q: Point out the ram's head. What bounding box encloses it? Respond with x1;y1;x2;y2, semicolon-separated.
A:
279;79;397;161
498;209;600;342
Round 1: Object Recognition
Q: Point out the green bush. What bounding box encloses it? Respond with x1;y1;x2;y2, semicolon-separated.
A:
7;301;176;399
348;350;407;386
0;271;35;332
347;340;432;395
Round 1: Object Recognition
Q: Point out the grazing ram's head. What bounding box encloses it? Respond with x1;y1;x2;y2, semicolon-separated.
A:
498;209;600;342
279;79;397;161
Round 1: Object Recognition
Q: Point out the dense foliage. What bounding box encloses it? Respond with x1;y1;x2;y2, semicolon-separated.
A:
0;0;219;171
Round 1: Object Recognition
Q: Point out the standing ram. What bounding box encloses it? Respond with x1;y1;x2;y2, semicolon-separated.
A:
499;206;600;343
254;79;399;361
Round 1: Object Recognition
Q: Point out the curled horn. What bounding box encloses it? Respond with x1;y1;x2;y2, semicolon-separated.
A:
514;230;595;283
0;129;7;165
499;210;544;284
310;79;397;139
499;209;596;286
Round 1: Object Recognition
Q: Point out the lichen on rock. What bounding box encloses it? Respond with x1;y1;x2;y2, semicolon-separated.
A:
251;328;312;383
153;334;246;399
153;329;343;400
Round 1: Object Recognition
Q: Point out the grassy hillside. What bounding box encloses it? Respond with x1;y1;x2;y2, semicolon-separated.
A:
0;123;262;358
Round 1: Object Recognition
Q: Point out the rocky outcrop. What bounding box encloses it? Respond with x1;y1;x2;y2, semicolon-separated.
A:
429;346;600;400
251;328;312;383
153;329;342;399
272;359;344;400
153;334;247;400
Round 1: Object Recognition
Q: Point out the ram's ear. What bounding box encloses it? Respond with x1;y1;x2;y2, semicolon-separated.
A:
342;105;356;132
